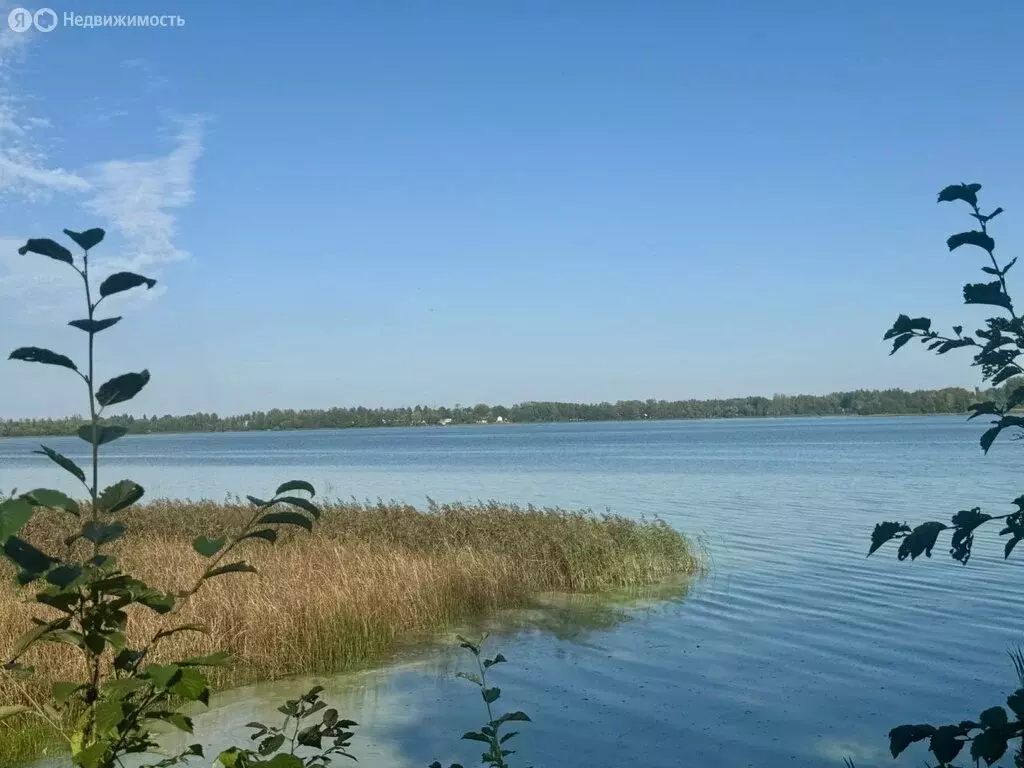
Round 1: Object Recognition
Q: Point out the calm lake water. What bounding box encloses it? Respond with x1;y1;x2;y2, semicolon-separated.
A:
4;416;1023;767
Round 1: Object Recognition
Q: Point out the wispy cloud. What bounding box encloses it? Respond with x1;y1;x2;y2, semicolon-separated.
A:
0;23;204;315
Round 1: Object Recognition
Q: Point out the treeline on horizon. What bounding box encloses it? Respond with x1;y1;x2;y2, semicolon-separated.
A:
1;383;1018;438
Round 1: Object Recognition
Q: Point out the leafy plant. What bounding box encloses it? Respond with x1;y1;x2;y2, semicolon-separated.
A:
215;685;358;768
0;229;327;768
430;635;531;768
870;185;1024;767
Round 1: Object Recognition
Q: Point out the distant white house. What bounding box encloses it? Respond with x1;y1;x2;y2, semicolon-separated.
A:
495;416;504;423
439;418;453;426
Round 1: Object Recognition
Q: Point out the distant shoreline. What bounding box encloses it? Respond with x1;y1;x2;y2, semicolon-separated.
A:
0;410;980;441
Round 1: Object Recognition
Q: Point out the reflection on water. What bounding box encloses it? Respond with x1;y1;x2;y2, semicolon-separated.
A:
113;583;696;768
9;418;1024;767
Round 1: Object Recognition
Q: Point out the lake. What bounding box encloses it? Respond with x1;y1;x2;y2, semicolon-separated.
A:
3;416;1022;767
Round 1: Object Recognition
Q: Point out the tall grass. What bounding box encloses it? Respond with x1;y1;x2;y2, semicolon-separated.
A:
0;499;701;719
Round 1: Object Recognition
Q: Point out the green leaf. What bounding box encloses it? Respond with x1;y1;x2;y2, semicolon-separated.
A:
456;671;482;686
169;667;209;702
482;686;500;704
964;281;1013;312
462;732;491;744
96;370;150;407
34;445;86;483
204;561;257;579
68;317;121;334
52;682;85;705
9;346;78;372
948;230;996;253
4;535;55;576
146;711;194;733
94;699;123;733
258;511;313;532
76;425;128;446
99;271;157;298
18;238;73;264
868;521;910;556
193;536;225;557
75;741;113;768
0;498;34;541
137;589;175;614
259;733;286;756
97;479;144;514
277;496;322;520
264;755;304;768
63;228;104;251
937;183;982;206
494;711;530;725
22;488;80;517
81;521;126;545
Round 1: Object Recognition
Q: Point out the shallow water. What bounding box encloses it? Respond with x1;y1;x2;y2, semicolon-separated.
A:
4;416;1022;767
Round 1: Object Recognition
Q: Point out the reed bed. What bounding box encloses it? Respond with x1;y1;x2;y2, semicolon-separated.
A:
0;499;700;759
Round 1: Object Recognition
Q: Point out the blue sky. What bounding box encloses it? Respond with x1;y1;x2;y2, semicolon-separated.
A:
1;1;1023;418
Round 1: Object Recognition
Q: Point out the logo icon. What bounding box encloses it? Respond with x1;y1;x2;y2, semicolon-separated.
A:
33;7;57;32
7;7;32;32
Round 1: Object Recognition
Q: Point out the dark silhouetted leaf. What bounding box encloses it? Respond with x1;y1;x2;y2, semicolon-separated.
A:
154;623;209;642
1007;689;1024;718
978;706;1008;728
968;401;1001;420
34;445;86;483
99;271;157;298
81;522;126;545
45;564;83;589
96;370;150;407
18;238;73;264
964;281;1013;312
981;425;1002;453
897;521;947;561
240;529;277;544
68;317;121;334
1005;537;1022;559
277;496;322;520
77;425;128;447
948;230;996;253
9;346;78;372
3;536;55;576
258;511;313;532
297;725;322;748
992;365;1022;387
204;561;257;579
97;480;144;514
193;536;225;557
275;480;315;497
937;183;982;206
868;521;911;556
482;687;500;704
63;228;104;251
929;725;965;764
462;732;491;744
971;728;1009;766
950;508;992;565
883;314;931;340
889;334;912;355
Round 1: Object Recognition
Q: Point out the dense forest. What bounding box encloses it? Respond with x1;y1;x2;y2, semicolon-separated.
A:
0;384;1016;438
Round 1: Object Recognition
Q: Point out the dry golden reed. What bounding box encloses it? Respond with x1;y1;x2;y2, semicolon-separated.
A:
0;498;699;716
